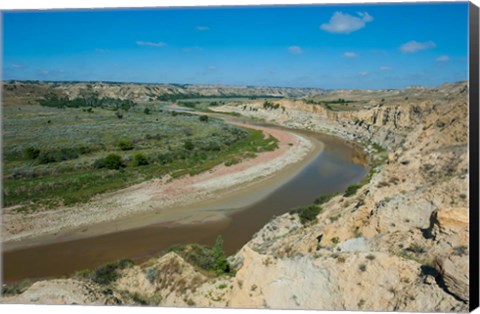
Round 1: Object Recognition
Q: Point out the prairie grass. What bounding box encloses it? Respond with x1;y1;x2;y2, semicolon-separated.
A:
3;104;278;210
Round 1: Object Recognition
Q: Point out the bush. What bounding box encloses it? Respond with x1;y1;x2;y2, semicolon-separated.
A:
37;147;84;164
199;115;209;122
344;184;361;197
169;235;231;275
88;259;134;285
1;280;32;296
212;235;229;275
359;264;367;272
290;205;322;225
145;267;158;284
104;154;123;170
118;139;133;151
93;158;106;169
144;108;151;115
184;140;194;150
133;153;149;166
92;263;119;285
24;147;40;160
313;193;338;205
118;258;135;269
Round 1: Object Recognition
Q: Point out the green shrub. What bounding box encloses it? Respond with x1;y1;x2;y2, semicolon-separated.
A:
118;139;133;151
169;235;231;276
145;267;158;284
199;115;209;122
118;258;135;269
37;147;86;164
93;158;106;169
104;154;123;170
344;184;361;197
90;259;134;285
133;153;149;166
212;235;229;275
225;158;240;166
313;193;338;205
144;108;151;115
1;280;32;296
184;140;194;150
24;147;40;160
289;205;322;225
92;263;119;285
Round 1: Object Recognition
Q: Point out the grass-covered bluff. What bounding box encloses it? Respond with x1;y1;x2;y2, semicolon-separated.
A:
2;102;278;211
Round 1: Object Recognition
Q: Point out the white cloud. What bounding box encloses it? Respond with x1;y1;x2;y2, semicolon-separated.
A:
380;66;392;71
11;64;24;69
436;55;450;62
344;52;358;58
358;71;369;77
400;40;436;53
320;11;373;34
195;26;210;31
288;46;303;55
357;12;373;22
136;41;166;47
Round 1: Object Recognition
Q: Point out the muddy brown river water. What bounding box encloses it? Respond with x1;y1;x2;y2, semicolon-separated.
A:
2;117;367;283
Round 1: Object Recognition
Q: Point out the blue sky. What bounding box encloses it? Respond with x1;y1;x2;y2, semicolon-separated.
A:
2;3;469;89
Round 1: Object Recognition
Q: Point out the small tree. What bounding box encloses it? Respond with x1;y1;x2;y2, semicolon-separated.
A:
212;235;229;275
144;108;151;115
199;115;209;122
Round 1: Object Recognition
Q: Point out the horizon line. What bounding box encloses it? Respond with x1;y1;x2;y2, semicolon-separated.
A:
2;79;468;92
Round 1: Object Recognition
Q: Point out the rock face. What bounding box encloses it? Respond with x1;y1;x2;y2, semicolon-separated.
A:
2;82;469;312
1;279;118;305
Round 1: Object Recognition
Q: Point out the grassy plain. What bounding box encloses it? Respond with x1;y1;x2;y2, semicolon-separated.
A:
2;103;278;211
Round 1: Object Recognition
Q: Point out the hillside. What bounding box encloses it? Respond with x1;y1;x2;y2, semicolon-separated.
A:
2;81;327;105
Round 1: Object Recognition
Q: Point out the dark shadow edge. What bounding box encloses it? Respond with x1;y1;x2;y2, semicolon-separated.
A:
469;1;480;312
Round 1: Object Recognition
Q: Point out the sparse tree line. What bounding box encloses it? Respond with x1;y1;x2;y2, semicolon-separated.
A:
7;127;249;181
39;94;138;111
305;98;356;109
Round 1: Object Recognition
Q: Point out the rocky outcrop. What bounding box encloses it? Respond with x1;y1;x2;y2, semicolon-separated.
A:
435;255;469;302
1;279;121;305
212;81;470;311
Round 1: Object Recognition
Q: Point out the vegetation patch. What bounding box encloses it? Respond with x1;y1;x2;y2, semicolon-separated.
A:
289;205;322;225
75;258;134;285
3;104;279;209
1;280;32;296
169;235;232;276
313;192;339;205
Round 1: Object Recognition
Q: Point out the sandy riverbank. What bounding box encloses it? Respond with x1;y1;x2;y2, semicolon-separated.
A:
2;122;321;250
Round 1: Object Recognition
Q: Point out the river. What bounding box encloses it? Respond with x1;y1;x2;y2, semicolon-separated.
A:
2;113;367;283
